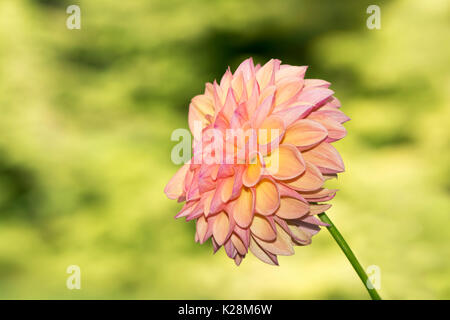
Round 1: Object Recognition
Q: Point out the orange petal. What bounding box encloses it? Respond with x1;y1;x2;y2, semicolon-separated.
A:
302;142;345;173
288;224;312;244
309;203;332;215
313;108;350;124
196;216;208;243
283;119;327;148
274;77;303;107
231;234;247;255
220;69;232;93
300;188;337;201
221;88;238;122
304;79;330;88
231;187;254;228
284;161;324;191
309;113;347;141
213;212;230;245
188;95;214;134
275;65;307;82
254;179;279;215
257;115;285;147
250;215;276;241
231;71;246;102
249;237;278;265
203;190;215;217
243;156;262;187
221;176;235;203
255;223;294;256
234;254;243;266
275;197;310;219
164;163;190;200
256;59;280;90
264;144;305;180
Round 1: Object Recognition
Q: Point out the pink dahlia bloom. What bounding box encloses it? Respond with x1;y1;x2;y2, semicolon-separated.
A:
165;58;349;265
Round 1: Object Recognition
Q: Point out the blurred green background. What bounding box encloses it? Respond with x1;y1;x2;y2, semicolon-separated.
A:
0;0;448;299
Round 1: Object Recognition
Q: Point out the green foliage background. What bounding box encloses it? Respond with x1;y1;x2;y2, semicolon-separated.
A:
0;0;448;299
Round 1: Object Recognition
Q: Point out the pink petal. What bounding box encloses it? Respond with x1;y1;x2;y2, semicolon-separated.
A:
229;187;254;228
213;211;231;245
188;95;214;135
275;197;310;219
264;144;305;180
250;214;277;241
296;87;334;108
308;113;347;142
164;163;190;200
274;77;304;107
272;103;314;127
283;161;324;192
251;92;275;128
249;237;279;265
256;59;281;90
275;65;307;82
254;223;294;256
303;79;331;88
254;179;280;215
302;142;345;173
282;119;328;148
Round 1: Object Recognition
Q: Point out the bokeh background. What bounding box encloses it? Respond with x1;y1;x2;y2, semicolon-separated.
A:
0;0;448;299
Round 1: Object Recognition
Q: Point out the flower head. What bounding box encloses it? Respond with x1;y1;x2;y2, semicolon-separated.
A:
165;58;349;265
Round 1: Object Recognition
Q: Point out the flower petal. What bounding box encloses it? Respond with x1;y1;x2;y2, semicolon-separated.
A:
235;57;255;82
230;187;254;228
164;163;190;200
275;197;310;219
231;234;247;255
251;214;277;241
313;108;350;124
284;161;324;191
213;211;230;245
174;200;198;219
309;203;332;215
304;79;331;88
234;254;244;266
300;188;337;202
257;115;285;149
243;156;262;187
220;68;233;93
188;95;214;134
272;103;313;127
254;179;280;215
252;92;275;128
255;223;294;256
231;71;246;103
249;237;278;265
287;224;313;244
264;144;305;180
256;59;280;90
220;176;235;203
275;65;307;82
309;113;347;142
234;225;250;248
302;142;345;173
224;239;237;258
296;87;334;108
196;216;208;244
203;190;215;216
283;119;327;148
274;77;303;107
221;87;238;122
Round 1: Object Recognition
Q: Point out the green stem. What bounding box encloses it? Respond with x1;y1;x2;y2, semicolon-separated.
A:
318;212;382;300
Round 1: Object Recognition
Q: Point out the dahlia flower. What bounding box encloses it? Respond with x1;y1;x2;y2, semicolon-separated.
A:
164;58;349;266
